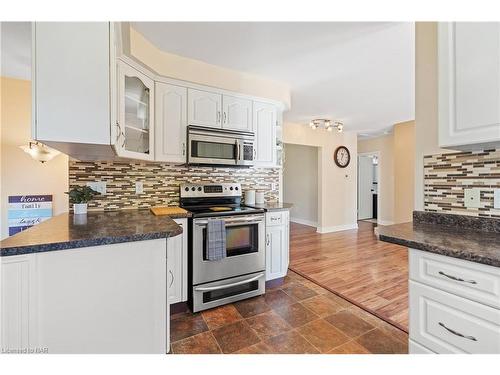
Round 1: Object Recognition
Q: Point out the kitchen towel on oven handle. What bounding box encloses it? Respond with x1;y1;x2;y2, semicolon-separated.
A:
206;219;227;261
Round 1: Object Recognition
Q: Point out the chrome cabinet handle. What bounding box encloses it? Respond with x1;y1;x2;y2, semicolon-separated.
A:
253;147;256;160
169;270;174;287
438;271;477;284
115;121;122;143
266;234;270;246
223;112;227;124
182;142;186;156
438;322;477;341
216;111;221;124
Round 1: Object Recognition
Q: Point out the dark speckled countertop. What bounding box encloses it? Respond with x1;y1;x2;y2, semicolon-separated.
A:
378;211;500;268
244;202;293;211
0;210;184;257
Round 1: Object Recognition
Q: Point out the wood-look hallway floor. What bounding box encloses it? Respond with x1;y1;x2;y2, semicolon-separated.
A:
289;221;409;332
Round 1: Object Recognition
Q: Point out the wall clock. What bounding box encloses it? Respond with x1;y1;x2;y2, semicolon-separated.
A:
334;146;350;168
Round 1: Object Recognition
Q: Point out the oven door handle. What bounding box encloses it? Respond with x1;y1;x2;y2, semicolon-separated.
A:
194;217;264;226
194;273;264;292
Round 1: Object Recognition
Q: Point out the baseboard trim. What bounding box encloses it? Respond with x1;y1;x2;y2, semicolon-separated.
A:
377;220;395;226
316;223;358;234
290;217;318;227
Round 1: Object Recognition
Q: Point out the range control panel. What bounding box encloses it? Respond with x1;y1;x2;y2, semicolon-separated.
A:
180;183;242;198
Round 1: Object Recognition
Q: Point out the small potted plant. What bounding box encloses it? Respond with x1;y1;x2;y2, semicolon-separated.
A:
66;186;100;215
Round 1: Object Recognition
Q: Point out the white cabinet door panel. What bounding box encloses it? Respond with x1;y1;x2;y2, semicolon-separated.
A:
222;95;252;131
33;22;111;145
265;211;289;281
439;22;500;149
168;219;188;304
1;255;37;352
409;249;500;309
155;83;187;163
188;89;222;128
253;101;277;167
409;280;500;354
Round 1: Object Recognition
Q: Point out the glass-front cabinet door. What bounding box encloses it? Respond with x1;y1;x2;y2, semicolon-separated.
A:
116;61;155;160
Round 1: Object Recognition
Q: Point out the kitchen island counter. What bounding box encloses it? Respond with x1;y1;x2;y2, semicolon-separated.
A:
1;209;183;257
378;211;500;268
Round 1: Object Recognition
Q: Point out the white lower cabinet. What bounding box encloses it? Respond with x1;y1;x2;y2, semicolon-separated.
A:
265;210;290;281
409;248;500;354
409;340;435;354
168;219;188;304
1;239;170;354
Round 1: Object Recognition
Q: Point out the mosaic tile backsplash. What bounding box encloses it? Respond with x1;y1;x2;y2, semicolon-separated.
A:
69;161;280;211
424;149;500;218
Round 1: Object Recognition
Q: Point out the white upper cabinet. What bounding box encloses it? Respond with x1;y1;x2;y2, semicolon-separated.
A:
439;22;500;150
222;95;253;131
188;89;222;128
116;61;155;161
33;22;114;158
155;83;187;163
253;101;277;166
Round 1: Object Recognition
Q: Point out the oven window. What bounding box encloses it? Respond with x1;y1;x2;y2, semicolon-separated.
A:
202;280;259;303
191;140;236;160
203;224;259;260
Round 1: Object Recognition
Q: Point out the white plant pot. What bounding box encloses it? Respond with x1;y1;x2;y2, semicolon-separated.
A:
73;203;88;215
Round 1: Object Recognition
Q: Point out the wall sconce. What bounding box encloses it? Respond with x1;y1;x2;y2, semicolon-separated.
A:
19;141;60;163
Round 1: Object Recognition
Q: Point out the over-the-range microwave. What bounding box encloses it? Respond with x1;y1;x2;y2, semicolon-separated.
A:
187;126;255;167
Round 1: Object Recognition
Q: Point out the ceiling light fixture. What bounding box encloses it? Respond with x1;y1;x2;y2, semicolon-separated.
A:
19;141;61;163
309;119;344;133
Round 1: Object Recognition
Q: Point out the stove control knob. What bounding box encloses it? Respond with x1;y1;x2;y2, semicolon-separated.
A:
184;187;189;192
235;186;239;190
230;186;233;191
198;187;202;191
191;187;196;191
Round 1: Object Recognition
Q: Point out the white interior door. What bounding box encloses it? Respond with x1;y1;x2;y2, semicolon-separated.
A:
358;155;374;220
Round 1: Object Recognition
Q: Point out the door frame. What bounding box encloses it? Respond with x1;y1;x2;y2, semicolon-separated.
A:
357;151;381;222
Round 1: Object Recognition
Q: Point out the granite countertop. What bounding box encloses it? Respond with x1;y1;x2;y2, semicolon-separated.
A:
378;211;500;268
244;202;293;211
0;209;183;257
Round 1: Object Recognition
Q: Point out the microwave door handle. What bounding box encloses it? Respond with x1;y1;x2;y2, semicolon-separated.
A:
235;139;241;163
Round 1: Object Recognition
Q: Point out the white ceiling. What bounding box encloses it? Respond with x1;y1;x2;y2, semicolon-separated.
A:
1;22;31;80
132;22;415;135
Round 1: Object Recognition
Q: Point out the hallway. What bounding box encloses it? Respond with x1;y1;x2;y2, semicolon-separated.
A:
289;221;409;331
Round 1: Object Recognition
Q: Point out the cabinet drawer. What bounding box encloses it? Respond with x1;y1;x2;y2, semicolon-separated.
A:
266;212;284;226
409;249;500;309
409;340;435;354
409;281;500;354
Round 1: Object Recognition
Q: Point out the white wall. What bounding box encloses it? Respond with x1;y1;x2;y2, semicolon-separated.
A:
283;143;318;227
283;122;358;233
0;77;69;239
415;22;450;210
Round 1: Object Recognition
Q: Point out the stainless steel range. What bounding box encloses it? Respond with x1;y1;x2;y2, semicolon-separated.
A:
180;183;266;312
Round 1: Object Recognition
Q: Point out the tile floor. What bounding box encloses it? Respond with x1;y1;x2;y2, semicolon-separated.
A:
170;271;409;354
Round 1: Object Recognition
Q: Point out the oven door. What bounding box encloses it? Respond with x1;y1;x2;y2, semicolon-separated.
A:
192;272;265;312
188;131;238;166
192;214;265;285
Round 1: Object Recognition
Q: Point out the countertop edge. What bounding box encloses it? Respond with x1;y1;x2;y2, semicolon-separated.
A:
1;228;183;257
378;233;500;268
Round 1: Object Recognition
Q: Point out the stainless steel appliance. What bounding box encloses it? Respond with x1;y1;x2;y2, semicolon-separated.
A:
187;126;255;167
180;183;265;312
